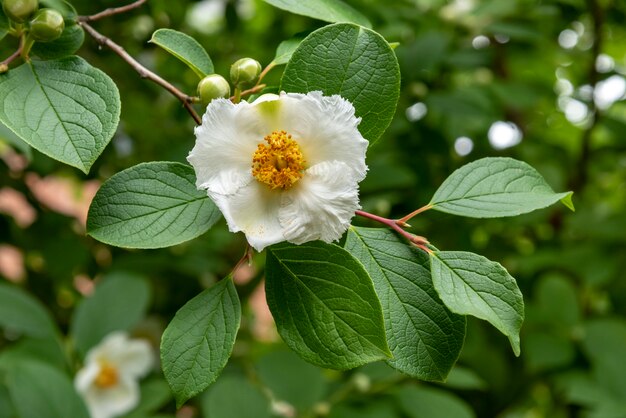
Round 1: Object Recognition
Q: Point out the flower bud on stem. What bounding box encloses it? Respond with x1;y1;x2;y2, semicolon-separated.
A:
230;57;262;88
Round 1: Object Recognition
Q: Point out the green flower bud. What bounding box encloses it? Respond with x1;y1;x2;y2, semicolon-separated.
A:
29;8;64;42
198;74;231;105
230;58;262;87
2;0;38;23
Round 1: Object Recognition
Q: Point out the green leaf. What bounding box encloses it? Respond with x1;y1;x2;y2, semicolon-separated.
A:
328;401;399;418
31;23;85;60
0;386;15;418
0;8;9;41
281;23;400;144
0;283;58;338
261;0;371;27
524;331;575;373
150;29;213;78
39;0;77;18
256;350;326;412
6;361;90;418
0;56;120;173
581;319;626;400
201;375;271;418
430;251;524;356
121;379;172;418
70;272;151;356
87;162;221;249
0;337;67;371
265;241;391;370
345;227;466;381
429;157;574;218
161;277;240;407
444;366;488;390
271;38;303;66
0;121;32;158
396;385;476;418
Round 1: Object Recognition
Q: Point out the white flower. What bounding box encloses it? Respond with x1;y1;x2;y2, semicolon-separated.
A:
187;91;368;251
74;332;153;418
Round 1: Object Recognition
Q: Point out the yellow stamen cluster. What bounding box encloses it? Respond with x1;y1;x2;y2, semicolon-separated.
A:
94;362;119;389
252;130;305;190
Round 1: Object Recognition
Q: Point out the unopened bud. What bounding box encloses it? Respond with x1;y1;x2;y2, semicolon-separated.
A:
29;8;64;42
230;57;261;87
3;0;38;23
197;74;231;105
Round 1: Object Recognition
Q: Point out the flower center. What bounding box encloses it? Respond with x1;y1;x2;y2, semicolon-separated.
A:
94;362;119;389
252;130;305;190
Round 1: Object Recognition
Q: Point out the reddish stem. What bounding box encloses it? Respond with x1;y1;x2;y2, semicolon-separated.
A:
396;204;433;226
355;210;431;253
0;37;25;71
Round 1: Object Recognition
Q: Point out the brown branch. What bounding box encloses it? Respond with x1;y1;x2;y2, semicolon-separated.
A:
79;0;148;22
79;21;202;125
0;45;23;71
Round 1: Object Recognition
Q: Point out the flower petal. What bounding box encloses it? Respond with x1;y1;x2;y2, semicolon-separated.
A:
188;98;270;195
210;181;284;251
110;339;154;378
277;91;368;179
279;161;361;244
79;375;140;418
84;332;129;364
84;332;153;378
74;361;100;393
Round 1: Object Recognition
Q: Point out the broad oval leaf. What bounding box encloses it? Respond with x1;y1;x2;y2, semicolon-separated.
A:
0;284;58;338
6;361;90;418
31;23;85;60
150;29;213;78
161;277;240;407
1;121;32;157
70;272;151;356
430;251;524;356
281;23;400;144
271;38;303;66
202;375;271;418
0;336;67;373
345;227;466;381
87;161;221;249
262;0;371;27
396;385;476;418
0;56;120;173
429;157;574;217
256;350;326;412
265;241;391;370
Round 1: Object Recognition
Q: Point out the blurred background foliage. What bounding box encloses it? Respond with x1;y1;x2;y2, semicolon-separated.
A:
1;0;626;417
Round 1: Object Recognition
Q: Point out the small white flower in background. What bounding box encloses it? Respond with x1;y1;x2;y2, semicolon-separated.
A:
74;332;153;418
188;91;368;251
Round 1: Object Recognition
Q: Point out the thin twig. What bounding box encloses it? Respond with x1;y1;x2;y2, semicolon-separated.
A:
355;210;431;253
230;84;266;102
396;204;433;226
0;46;22;70
232;244;254;277
256;63;275;86
79;21;202;125
79;0;148;22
